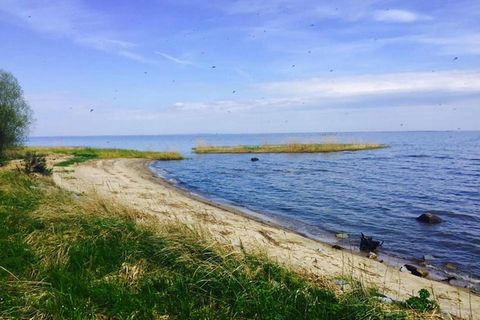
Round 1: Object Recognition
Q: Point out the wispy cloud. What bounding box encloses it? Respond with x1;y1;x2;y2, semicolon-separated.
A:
260;70;480;97
234;67;253;79
168;69;480;114
372;9;431;23
224;1;430;24
155;52;194;65
0;0;153;64
414;34;480;55
172;97;306;113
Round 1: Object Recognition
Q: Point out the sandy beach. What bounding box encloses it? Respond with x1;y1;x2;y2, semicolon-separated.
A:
52;158;479;319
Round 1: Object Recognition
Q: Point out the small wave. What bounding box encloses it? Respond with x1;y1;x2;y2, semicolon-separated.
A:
405;154;431;158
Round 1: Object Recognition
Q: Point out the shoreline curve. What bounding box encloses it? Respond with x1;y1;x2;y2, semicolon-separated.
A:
53;158;480;319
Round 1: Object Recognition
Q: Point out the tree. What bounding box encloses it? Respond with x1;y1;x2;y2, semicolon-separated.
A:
0;70;33;159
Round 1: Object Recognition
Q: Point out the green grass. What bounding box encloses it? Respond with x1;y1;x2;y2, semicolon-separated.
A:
193;143;386;154
10;146;183;166
0;169;421;319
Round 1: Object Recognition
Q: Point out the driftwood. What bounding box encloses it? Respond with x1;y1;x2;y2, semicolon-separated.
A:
360;233;383;252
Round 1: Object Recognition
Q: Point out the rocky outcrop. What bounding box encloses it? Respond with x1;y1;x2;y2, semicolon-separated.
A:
416;212;442;224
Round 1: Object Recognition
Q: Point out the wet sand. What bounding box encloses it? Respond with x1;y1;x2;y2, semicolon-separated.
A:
53;158;479;319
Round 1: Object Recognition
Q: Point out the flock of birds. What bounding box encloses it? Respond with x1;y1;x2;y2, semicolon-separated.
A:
27;11;463;129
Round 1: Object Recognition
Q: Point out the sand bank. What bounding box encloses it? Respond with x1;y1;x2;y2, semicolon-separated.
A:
53;158;479;319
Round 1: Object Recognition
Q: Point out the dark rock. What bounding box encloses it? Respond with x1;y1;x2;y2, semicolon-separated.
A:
441;276;457;283
416;212;442;224
403;264;429;277
360;233;383;252
332;244;343;250
251;157;259;162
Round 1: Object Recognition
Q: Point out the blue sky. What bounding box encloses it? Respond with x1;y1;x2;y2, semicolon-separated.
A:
1;0;479;136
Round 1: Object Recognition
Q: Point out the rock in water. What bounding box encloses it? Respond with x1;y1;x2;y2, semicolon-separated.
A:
251;157;259;162
360;233;383;252
335;233;348;239
416;212;442;224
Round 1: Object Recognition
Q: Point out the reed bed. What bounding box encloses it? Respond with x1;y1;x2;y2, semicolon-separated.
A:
193;143;386;154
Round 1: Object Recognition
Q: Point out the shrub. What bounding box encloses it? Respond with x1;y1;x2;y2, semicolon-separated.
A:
405;289;438;312
22;151;51;175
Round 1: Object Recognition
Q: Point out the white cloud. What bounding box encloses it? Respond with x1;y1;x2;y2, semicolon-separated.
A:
118;51;158;65
168;70;480;114
259;70;480;97
155;52;193;65
372;9;431;23
172;97;307;113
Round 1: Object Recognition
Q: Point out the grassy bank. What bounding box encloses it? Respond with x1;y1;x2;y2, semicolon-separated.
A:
193;143;385;154
10;146;183;166
0;168;422;319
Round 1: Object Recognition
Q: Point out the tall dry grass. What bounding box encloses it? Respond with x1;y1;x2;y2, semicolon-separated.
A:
193;143;386;154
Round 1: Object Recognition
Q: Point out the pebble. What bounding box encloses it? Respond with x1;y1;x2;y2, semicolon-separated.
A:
368;252;377;259
376;296;394;304
335;279;346;286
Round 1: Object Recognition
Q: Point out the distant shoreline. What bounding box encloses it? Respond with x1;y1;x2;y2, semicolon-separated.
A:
27;129;480;139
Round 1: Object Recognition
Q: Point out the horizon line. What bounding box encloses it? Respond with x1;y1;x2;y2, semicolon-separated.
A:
28;129;479;139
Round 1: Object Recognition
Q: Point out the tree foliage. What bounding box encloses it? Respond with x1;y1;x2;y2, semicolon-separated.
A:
0;70;33;158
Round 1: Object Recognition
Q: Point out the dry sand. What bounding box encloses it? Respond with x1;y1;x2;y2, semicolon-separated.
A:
53;158;479;319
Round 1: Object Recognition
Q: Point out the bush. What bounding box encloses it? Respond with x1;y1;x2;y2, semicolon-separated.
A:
22;152;51;175
405;289;438;312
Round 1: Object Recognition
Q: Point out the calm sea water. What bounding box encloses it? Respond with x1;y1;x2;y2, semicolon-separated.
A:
28;132;480;289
